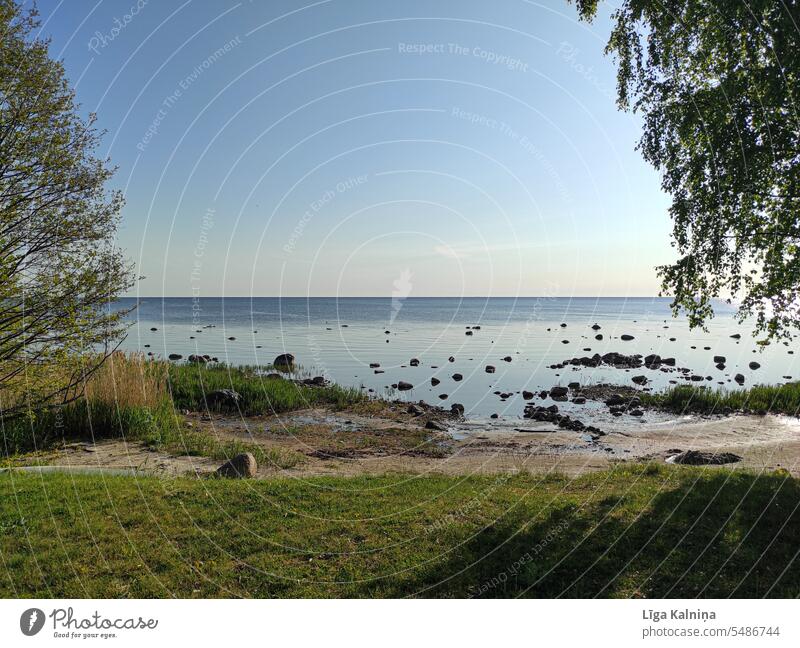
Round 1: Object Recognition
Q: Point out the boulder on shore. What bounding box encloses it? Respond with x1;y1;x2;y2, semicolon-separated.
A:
407;404;424;416
667;450;742;465
206;389;241;408
273;353;295;371
216;452;257;478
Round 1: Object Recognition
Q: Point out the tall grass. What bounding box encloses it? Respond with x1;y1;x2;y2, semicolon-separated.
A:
641;382;800;416
2;354;367;456
1;353;178;455
168;363;365;416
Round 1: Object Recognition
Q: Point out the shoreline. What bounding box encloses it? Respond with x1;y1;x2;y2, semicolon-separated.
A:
14;396;800;479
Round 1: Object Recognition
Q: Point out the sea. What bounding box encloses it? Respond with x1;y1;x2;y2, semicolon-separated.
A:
116;297;798;421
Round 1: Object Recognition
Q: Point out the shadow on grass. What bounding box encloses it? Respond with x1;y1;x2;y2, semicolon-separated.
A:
390;470;800;598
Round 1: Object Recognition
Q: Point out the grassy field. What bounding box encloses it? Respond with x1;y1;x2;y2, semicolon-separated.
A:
641;382;800;416
1;464;798;598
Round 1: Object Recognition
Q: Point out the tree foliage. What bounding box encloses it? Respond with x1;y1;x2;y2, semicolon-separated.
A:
575;0;799;338
0;1;133;418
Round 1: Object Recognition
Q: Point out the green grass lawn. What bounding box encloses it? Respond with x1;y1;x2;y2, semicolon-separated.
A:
1;464;798;598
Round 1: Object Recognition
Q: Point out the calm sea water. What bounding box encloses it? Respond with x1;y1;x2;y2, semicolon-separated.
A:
116;297;797;420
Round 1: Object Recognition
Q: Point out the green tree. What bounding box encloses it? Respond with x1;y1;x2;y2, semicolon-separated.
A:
0;1;133;419
574;0;799;339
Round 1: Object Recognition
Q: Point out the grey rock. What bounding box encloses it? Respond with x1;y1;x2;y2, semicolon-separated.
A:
207;389;241;408
667;450;742;465
216;452;257;478
273;353;295;370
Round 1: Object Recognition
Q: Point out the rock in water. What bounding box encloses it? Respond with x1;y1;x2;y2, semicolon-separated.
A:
452;373;463;381
216;452;257;478
397;381;414;391
485;365;496;373
549;386;569;398
431;377;441;386
620;334;635;341
749;361;761;370
168;353;183;360
450;403;465;416
273;353;295;371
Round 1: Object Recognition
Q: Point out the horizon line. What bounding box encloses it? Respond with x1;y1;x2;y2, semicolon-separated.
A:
125;295;681;300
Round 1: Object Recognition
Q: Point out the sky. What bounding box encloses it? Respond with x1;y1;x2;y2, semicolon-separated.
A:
34;0;672;298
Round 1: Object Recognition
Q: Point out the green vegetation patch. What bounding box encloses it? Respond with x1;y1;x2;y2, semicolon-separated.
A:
168;364;366;416
1;464;798;598
641;382;800;416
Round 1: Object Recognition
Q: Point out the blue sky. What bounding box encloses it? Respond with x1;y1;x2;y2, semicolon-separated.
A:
35;0;671;297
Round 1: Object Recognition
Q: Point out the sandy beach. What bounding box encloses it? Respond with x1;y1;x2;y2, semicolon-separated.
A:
19;402;800;479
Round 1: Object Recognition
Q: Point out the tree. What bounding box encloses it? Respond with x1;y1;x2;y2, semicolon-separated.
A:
573;0;799;339
0;1;133;419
